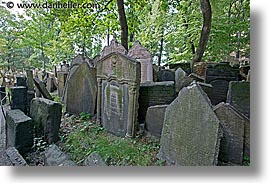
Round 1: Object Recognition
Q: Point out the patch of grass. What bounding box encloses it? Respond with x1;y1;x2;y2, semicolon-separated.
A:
60;120;161;166
243;156;250;166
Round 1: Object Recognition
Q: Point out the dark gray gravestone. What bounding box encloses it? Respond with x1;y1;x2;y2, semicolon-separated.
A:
157;69;175;82
6;109;33;154
227;81;250;118
205;63;239;105
97;52;141;137
0;147;27;166
138;81;176;124
158;83;221;166
44;144;76;166
10;86;28;114
145;105;168;138
16;75;27;87
213;103;247;165
30;98;62;144
0;86;6;104
63;62;97;115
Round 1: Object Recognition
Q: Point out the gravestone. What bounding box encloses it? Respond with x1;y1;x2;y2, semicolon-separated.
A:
158;83;221;166
33;78;53;100
128;41;153;83
10;86;28;114
63;57;97;115
83;152;106;166
145;105;168;138
16;75;27;87
0;86;6;104
213;103;246;165
157;69;175;82
26;69;35;91
138;81;176;123
57;71;68;98
0;147;27;166
175;68;187;93
97;52;141;137
198;82;213;102
30;98;62;144
6;109;33;154
44;144;76;166
189;73;205;82
227;81;250;118
205;62;239;105
100;36;127;59
153;64;159;82
168;62;191;75
46;75;55;93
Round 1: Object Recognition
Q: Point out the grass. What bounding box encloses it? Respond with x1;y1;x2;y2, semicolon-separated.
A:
59;116;163;166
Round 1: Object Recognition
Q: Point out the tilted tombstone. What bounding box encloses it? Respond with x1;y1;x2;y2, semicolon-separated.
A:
175;67;187;93
213;102;247;165
157;69;175;82
128;41;153;83
158;83;221;166
63;55;97;115
97;52;141;137
205;62;239;105
0;86;6;104
227;81;250;118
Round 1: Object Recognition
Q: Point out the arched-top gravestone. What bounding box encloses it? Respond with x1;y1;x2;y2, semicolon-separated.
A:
97;52;141;137
63;55;97;115
100;36;127;59
128;41;153;83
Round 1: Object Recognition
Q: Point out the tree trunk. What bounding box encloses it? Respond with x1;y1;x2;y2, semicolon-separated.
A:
158;37;164;67
117;0;128;51
191;0;212;72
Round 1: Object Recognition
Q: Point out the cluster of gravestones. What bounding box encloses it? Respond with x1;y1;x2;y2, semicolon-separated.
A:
59;37;250;166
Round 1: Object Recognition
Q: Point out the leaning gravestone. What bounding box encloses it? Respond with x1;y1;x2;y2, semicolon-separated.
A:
158;83;221;166
63;55;97;115
175;67;187;93
128;41;153;83
227;81;250;118
30;98;62;144
157;69;175;82
97;52;141;137
205;62;239;105
6;109;33;154
33;78;53;100
0;86;6;104
0;147;27;166
213;103;246;165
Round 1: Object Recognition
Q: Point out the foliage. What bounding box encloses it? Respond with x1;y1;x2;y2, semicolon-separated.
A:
0;0;250;70
61;119;161;166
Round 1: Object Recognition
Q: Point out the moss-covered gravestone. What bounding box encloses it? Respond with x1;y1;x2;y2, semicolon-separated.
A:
63;55;97;115
158;83;221;166
97;52;141;137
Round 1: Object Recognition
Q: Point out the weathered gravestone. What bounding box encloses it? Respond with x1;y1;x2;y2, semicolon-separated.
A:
57;71;68;98
30;98;62;144
44;144;76;166
158;83;221;166
168;62;191;75
10;86;28;114
157;69;175;82
145;105;168;138
33;78;53;100
100;36;127;59
46;75;56;93
175;68;187;93
26;69;35;91
63;55;97;115
0;147;27;166
205;62;239;105
6;109;33;154
227;81;250;118
97;52;141;137
83;152;106;166
138;81;176;123
213;102;247;165
128;41;153;83
152;64;159;82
